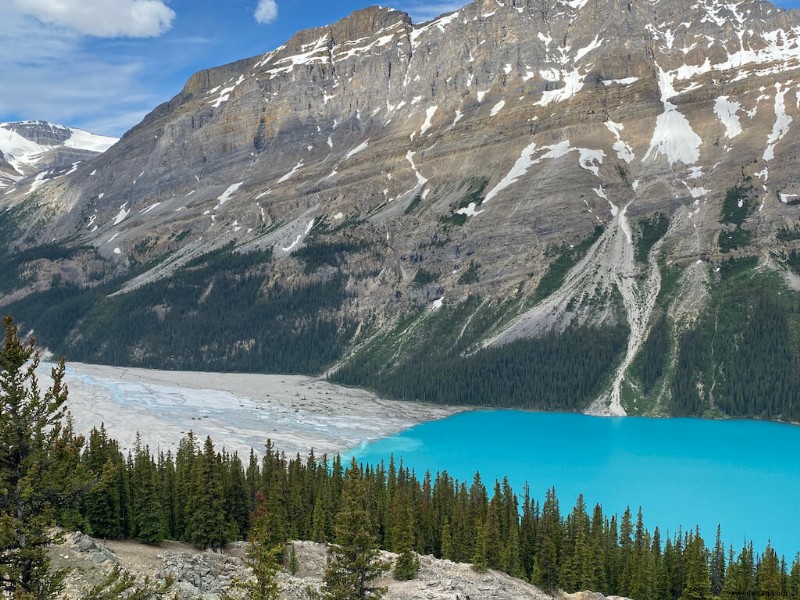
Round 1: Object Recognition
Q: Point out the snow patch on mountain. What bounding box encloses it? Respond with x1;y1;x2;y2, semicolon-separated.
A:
215;182;244;210
764;83;793;161
605;121;635;163
714;96;743;138
644;66;702;165
113;203;130;226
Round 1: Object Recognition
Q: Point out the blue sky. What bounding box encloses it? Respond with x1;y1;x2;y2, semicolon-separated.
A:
0;0;798;137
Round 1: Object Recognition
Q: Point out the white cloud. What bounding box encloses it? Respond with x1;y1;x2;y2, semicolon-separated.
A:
0;0;164;135
12;0;175;37
254;0;278;24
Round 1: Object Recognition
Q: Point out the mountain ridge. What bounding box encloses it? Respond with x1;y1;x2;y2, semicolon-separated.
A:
2;0;800;420
0;120;117;188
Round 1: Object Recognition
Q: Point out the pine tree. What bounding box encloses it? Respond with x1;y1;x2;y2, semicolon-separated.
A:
0;316;73;598
321;458;389;600
787;555;800;600
312;496;329;543
440;517;453;561
472;518;489;573
130;437;166;545
758;544;784;600
289;543;300;576
185;436;232;548
619;507;635;596
537;488;562;592
681;531;711;600
227;490;283;600
392;494;419;581
710;526;726;597
85;459;124;539
501;519;523;579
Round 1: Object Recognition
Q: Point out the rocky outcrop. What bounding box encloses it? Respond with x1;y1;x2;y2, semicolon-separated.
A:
157;549;243;599
52;534;553;600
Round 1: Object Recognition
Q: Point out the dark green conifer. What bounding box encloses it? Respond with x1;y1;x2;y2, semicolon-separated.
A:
710;526;726;597
321;458;389;600
185;436;233;548
440;517;453;561
227;490;283;600
758;543;784;600
392;492;419;581
130;437;166;545
681;531;711;600
472;518;489;573
0;316;72;598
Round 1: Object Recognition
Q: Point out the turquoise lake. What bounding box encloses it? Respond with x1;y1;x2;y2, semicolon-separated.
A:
347;411;800;559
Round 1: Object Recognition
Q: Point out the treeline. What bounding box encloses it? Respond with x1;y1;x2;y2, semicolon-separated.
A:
333;314;628;410
6;243;357;374
670;259;800;420
61;426;800;600
331;295;628;411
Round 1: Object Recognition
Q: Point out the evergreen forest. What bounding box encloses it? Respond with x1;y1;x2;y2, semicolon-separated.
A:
2;316;800;600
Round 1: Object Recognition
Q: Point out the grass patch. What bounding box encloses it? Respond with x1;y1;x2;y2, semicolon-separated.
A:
635;213;669;263
413;268;440;288
720;184;754;225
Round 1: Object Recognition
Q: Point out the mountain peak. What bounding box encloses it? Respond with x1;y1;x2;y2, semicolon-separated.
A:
0;121;117;185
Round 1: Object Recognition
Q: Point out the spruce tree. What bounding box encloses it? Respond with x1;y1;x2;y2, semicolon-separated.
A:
0;316;73;598
758;544;784;600
185;436;233;548
130;438;166;545
440;517;453;561
787;555;800;600
227;490;283;600
681;531;711;600
321;458;389;600
710;526;726;597
289;543;300;576
472;519;489;573
392;494;419;581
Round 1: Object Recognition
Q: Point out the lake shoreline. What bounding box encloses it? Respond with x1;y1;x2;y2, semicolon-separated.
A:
54;362;461;458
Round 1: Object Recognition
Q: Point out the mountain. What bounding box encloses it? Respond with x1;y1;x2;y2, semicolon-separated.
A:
0;120;117;188
2;0;800;420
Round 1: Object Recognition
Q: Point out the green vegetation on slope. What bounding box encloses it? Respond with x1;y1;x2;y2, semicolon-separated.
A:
332;296;628;410
718;185;755;253
671;258;800;420
634;213;670;264
7;243;356;374
533;225;604;303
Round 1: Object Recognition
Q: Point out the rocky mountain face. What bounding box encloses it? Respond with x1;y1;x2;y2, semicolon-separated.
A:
3;0;800;418
0;120;117;188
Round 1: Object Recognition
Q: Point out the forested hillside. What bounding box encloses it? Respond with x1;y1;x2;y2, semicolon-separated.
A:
2;316;800;600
